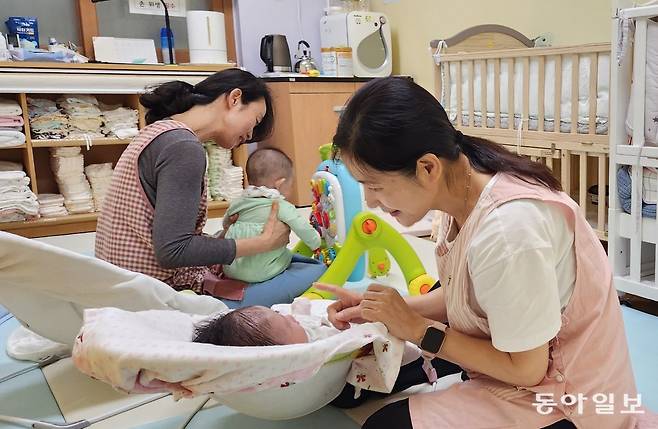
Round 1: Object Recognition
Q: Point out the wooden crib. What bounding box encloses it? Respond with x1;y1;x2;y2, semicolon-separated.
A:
430;26;611;240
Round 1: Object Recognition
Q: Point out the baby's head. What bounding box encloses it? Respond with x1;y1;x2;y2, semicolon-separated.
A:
193;305;308;347
246;148;294;199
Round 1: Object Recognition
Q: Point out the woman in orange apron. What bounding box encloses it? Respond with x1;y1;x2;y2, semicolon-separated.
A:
320;77;645;429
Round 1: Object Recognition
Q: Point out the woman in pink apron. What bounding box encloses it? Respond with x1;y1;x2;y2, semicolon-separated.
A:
96;69;325;307
320;77;649;428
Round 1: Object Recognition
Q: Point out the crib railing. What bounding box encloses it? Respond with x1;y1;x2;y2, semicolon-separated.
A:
435;43;611;144
608;1;658;302
499;145;608;240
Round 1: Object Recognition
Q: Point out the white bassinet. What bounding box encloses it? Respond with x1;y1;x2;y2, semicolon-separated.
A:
0;232;407;421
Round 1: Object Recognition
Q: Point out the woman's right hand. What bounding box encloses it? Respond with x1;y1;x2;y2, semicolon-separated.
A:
314;283;366;330
260;202;290;251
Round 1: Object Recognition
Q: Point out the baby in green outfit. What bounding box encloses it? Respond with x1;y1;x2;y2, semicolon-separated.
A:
223;148;322;283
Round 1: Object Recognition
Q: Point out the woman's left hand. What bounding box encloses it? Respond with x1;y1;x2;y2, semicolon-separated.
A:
361;284;432;345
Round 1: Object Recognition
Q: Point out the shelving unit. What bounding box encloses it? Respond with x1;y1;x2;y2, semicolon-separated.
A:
0;63;245;238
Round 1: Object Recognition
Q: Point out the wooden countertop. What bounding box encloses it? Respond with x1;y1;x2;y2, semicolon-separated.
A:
0;61;236;73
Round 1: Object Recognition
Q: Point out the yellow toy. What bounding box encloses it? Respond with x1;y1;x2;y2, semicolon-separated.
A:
299;212;435;299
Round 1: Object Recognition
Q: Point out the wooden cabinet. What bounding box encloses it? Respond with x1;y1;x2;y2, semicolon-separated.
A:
0;63;244;238
260;81;362;206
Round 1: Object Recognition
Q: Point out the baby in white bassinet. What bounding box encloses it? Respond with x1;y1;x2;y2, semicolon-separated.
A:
193;298;339;346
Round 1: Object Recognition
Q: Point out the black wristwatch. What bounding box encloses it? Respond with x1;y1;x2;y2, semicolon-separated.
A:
420;324;447;355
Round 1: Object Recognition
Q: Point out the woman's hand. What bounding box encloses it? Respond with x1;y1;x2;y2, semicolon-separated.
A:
260;202;290;251
360;284;431;345
314;283;367;330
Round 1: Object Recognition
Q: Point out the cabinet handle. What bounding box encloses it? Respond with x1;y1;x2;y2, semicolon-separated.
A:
333;106;346;114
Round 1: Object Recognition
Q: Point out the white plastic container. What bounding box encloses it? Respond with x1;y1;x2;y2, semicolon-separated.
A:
186;11;228;64
335;47;353;77
321;47;337;76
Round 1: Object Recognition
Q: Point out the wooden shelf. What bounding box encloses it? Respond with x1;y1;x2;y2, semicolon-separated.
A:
208;200;230;218
0;145;26;149
0;61;237;73
31;138;131;148
1;212;99;238
1;200;230;238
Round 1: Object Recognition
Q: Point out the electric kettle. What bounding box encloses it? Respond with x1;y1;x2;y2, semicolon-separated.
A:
260;34;292;72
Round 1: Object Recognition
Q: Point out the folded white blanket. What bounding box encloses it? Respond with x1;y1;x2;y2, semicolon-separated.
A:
0;98;22;116
0;129;26;147
0;170;28;183
72;302;405;399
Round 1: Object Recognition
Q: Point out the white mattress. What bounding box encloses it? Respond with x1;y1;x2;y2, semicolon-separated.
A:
443;53;610;130
626;20;658;145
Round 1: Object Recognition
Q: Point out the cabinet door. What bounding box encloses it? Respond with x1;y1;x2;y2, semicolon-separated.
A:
290;92;352;206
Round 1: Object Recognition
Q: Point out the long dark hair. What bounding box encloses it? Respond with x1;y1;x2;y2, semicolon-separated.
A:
140;68;274;142
333;77;561;192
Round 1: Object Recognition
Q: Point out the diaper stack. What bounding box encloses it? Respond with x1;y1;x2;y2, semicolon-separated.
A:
84;163;113;211
50;147;94;214
204;143;244;201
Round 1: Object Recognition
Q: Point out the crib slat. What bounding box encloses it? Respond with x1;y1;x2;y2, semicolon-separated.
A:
632;19;648;147
561;149;571;196
469;61;475;127
494;59;501;128
554;55;563;133
523;57;530;131
508;58;514;130
456;61;463;128
630;19;647;282
546;154;554;171
631;165;643;281
481;60;488;128
445;61;452;117
571;54;579;134
579;153;588;217
589;53;599;135
597;154;606;235
538;56;545;132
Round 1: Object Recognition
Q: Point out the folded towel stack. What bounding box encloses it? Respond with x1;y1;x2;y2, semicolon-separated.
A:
37;193;68;218
0;171;39;223
58;95;105;140
0;98;27;148
84;163;113;211
28;97;69;140
50;147;94;214
100;103;139;139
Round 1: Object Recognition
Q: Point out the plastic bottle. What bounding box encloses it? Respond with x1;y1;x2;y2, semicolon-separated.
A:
160;27;176;64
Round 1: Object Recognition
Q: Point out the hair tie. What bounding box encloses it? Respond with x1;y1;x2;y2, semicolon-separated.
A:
455;130;464;145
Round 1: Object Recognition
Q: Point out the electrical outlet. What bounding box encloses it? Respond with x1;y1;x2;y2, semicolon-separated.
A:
128;0;187;18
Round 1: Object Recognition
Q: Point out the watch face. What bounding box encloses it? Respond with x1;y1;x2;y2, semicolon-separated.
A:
421;326;445;354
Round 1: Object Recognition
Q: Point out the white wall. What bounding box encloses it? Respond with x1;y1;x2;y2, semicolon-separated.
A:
234;0;326;75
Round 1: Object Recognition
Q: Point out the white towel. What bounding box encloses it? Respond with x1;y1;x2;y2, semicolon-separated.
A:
0;160;23;172
72;302;405;399
0;98;22;116
0;129;26;147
